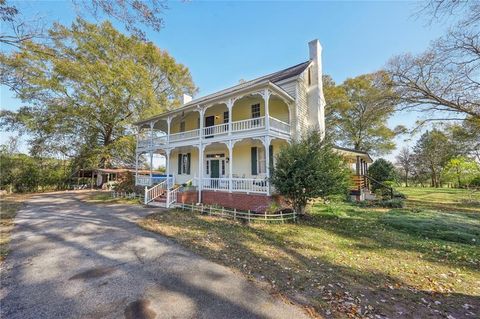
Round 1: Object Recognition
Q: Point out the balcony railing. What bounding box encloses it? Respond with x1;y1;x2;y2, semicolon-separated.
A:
137;116;289;148
232;116;265;132
270;117;290;134
170;129;200;142
204;123;228;137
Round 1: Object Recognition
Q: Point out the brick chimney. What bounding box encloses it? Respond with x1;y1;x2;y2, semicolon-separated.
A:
307;39;326;138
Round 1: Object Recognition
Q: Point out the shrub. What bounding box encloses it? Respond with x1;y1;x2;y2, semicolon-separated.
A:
270;131;350;215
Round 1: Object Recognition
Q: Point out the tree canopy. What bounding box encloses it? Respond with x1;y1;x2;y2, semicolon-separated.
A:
0;19;196;167
412;129;455;188
324;72;402;156
387;0;480;123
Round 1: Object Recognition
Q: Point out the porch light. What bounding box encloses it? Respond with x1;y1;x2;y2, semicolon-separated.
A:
226;157;230;163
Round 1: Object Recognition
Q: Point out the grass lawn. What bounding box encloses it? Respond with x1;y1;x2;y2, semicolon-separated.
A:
86;192;141;205
0;194;27;261
138;187;480;319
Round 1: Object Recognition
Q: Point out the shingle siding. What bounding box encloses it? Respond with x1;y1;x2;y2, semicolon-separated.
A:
294;71;310;139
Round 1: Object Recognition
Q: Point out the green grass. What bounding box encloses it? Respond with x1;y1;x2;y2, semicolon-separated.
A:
137;187;480;318
0;194;26;261
86;192;140;205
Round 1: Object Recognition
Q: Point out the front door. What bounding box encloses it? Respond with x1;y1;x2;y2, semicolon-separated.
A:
210;159;220;188
205;116;215;138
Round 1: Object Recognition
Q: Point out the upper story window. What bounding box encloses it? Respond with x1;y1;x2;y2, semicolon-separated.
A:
251;104;260;118
180;121;185;132
308;67;312;86
223;111;229;123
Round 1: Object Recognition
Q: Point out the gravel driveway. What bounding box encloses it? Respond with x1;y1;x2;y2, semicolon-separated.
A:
0;191;309;319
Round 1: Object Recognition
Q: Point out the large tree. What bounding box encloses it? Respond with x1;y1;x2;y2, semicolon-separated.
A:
0;19;196;167
323;72;402;156
387;0;480;122
412;129;455;188
395;146;413;187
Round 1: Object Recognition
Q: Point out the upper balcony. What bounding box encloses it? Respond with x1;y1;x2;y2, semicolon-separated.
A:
136;86;293;151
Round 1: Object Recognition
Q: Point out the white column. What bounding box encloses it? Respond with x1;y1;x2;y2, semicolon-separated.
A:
264;137;271;196
165;150;170;187
198;106;205;140
263;89;271;132
228;140;233;193
227;98;234;135
149;122;154;185
167;116;172;146
149;151;153;185
135;153;139;185
198;144;204;203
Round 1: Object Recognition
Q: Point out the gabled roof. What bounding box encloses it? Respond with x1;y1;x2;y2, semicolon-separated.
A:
180;60;310;108
135;60;311;125
333;146;373;163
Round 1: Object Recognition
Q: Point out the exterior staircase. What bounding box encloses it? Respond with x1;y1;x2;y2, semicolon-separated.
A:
144;180;180;208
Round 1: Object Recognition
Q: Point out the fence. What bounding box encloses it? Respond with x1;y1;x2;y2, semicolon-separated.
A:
111;191;143;201
174;202;297;223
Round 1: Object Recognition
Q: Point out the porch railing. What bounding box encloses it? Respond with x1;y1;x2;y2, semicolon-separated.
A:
232;116;265;132
270;117;290;134
199;177;268;194
137;115;290;148
204;123;228;137
201;178;230;191
232;178;268;193
170;129;200;142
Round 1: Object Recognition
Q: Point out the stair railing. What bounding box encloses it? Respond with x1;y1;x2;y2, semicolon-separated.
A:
166;185;181;208
144;180;167;204
365;175;394;199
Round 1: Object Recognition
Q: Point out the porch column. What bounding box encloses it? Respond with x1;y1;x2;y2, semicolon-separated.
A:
198;106;205;140
165;150;170;187
264;137;271;196
167;116;172;146
198;144;204;203
227;98;234;135
149;121;154;149
355;156;360;175
228;140;233;193
360;159;364;175
149;122;154;185
263;89;271;132
149;151;153;185
135;153;139;185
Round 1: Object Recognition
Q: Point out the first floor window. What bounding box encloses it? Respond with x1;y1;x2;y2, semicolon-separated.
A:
251;147;266;175
177;153;191;175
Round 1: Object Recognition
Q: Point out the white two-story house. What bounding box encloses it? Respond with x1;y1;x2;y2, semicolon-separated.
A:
134;40;372;211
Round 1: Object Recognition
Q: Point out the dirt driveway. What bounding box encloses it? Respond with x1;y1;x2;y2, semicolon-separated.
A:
0;191;309;319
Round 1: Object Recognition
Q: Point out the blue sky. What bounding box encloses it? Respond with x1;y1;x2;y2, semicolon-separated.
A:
1;0;449;160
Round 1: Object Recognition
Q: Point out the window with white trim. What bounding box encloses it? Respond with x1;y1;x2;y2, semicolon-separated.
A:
257;147;266;174
251;104;260;118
